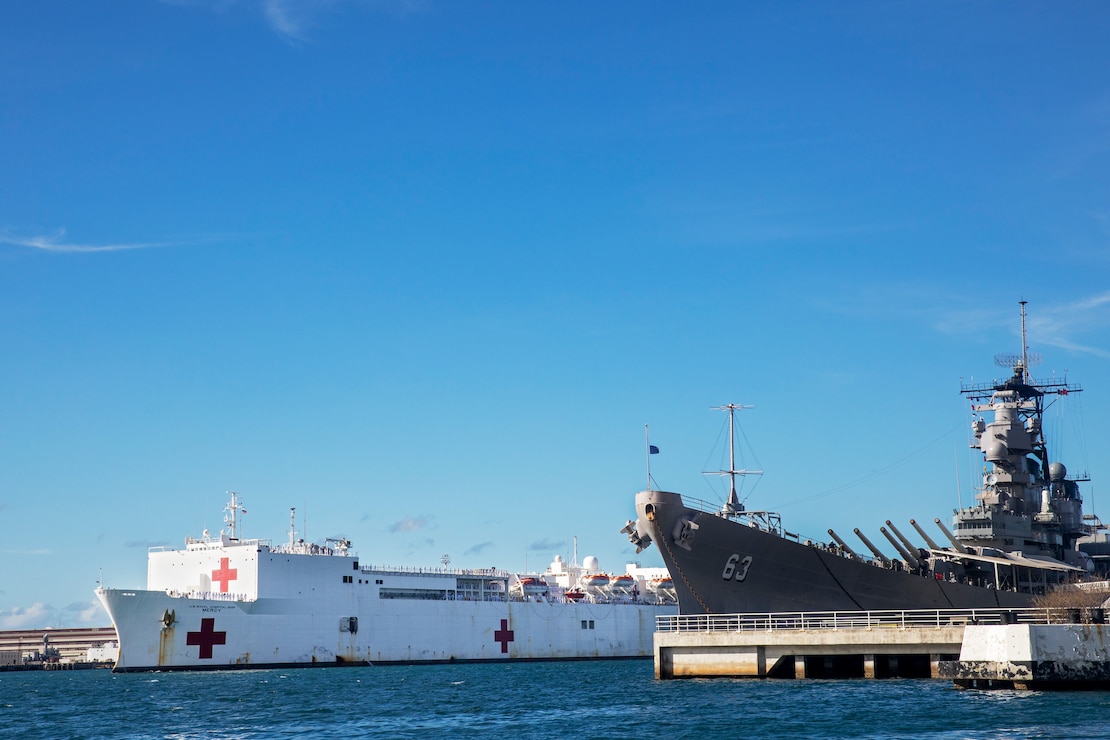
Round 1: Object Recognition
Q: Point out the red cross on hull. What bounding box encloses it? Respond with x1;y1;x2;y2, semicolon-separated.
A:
493;618;514;654
211;557;238;593
186;617;227;659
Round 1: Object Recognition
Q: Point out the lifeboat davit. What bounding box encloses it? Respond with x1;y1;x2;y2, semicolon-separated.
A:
647;576;676;603
581;573;610;590
609;574;636;593
517;577;549;596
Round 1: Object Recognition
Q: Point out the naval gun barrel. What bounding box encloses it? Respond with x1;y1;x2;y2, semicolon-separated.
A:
880;526;921;569
885;520;923;562
853;528;891;566
934;518;969;554
909;519;942;550
827;529;862;561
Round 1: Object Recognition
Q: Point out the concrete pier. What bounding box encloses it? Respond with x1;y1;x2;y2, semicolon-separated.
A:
654;608;1044;680
943;622;1110;690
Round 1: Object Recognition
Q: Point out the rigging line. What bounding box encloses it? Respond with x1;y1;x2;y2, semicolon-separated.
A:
735;423;765;500
1089;484;1098;528
699;413;765;502
1069;391;1090;475
736;423;765;474
776;419;967;510
699;420;728;479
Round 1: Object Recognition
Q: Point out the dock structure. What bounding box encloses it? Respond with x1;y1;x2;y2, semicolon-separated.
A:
944;620;1110;690
654;608;1046;680
0;627;117;669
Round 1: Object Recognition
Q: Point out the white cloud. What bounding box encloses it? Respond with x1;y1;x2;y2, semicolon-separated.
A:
264;0;312;44
0;229;179;254
1;228;236;255
161;0;427;46
0;599;108;629
66;600;109;624
464;541;494;556
389;516;431;533
0;602;53;630
1028;293;1110;359
932;292;1110;361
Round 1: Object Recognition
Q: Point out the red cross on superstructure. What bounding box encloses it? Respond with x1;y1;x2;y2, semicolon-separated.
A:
494;618;514;654
186;617;227;659
211;557;238;593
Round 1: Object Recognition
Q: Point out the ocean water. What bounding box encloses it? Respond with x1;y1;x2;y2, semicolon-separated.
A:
4;660;1110;739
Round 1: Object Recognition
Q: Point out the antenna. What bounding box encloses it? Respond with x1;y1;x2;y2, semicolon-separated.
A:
644;424;660;491
994;301;1041;379
707;403;763;517
1021;299;1028;381
224;492;242;540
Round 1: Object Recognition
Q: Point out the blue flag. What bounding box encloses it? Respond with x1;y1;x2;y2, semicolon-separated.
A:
649;445;659;454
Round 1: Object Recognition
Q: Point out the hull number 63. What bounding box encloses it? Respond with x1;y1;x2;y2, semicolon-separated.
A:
721;554;753;581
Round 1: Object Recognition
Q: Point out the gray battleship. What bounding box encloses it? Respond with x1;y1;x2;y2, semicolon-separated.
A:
624;302;1108;614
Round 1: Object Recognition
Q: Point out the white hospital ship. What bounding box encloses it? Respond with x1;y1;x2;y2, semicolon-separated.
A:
96;494;674;671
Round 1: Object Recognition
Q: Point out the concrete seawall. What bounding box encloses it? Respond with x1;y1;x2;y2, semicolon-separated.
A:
657;623;964;679
943;623;1110;689
653;608;1039;680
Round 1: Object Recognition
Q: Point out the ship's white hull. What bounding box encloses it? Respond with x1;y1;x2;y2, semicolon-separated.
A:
97;587;668;671
98;493;674;671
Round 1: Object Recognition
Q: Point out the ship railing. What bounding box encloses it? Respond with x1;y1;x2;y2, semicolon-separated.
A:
680;496;790;538
167;589;252;602
960;376;1080;397
271;542;338;556
360;565;513;578
176;537;273;550
656;607;1052;633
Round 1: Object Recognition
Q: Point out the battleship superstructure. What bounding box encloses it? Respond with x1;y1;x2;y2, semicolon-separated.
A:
624;302;1107;614
97;495;674;671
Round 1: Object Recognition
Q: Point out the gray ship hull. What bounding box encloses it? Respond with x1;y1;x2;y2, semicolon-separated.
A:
635;490;1032;614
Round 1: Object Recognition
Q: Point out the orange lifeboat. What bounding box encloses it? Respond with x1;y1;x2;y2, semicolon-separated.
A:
647;576;676;603
517;577;549;596
609;574;636;593
581;573;611;590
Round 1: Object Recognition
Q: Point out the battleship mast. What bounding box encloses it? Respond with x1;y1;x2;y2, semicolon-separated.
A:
1020;299;1029;384
709;403;763;517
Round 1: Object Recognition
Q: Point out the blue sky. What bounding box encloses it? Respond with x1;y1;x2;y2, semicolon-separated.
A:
2;1;1109;629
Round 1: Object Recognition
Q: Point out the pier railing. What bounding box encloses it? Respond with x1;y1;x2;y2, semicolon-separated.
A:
657;608;1051;633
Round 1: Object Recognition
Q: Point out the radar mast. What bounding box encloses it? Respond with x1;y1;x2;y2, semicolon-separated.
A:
708;403;763;517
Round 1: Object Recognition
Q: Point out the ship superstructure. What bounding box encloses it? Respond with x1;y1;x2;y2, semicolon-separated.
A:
954;306;1089;572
